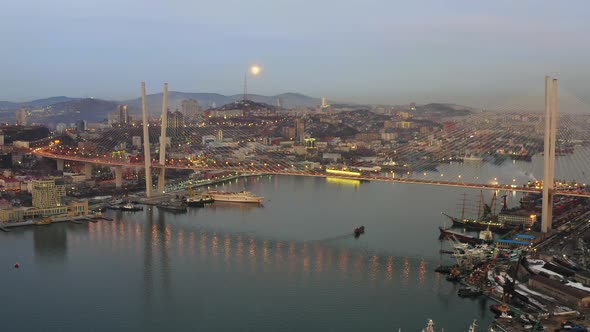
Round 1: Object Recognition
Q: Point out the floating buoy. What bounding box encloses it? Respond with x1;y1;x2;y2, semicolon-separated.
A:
14;263;20;268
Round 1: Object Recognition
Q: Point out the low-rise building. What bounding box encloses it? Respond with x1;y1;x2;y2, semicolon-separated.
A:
0;200;88;221
0;177;20;191
495;239;531;250
528;275;590;308
574;269;590;287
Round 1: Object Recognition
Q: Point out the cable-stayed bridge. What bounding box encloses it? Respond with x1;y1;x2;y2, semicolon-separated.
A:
32;77;590;232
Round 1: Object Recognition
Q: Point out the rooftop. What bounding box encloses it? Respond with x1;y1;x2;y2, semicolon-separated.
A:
515;234;536;239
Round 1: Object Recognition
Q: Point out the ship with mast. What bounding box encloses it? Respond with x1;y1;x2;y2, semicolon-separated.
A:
442;191;514;234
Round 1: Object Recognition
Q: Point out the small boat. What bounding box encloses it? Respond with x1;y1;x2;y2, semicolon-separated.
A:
354;226;365;237
120;203;143;211
422;319;435;332
446;267;462;282
479;228;493;242
35;218;52;225
463;154;483;162
439;226;484;244
458;287;483;298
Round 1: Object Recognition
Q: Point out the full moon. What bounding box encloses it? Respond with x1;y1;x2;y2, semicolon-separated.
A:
250;65;261;75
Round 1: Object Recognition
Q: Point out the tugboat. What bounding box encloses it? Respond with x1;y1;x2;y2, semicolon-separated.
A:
354;226;365;237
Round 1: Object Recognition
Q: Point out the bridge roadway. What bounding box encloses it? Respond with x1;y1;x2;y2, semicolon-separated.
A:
34;149;590;198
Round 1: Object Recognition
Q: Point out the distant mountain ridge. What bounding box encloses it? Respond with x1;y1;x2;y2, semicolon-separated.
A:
0;92;322;114
123;92;322;114
0;93;475;124
0;96;80;110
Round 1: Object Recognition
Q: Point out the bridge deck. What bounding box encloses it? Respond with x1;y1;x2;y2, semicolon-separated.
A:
34;150;590;198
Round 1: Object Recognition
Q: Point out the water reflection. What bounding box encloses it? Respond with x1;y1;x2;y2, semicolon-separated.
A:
86;215;438;289
33;225;67;266
211;201;263;213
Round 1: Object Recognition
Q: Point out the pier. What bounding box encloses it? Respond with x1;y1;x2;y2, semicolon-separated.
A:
0;215;110;232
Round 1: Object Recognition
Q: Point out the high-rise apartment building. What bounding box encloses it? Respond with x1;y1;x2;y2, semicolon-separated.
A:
119;105;130;125
181;99;201;123
15;107;29;126
295;118;305;143
32;179;66;209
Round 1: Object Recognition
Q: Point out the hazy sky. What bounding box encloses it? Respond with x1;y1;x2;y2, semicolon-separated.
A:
1;0;589;109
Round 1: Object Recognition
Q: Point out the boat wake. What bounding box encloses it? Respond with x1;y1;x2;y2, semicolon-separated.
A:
310;233;352;243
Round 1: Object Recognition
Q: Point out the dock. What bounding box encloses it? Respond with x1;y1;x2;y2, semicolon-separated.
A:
0;214;110;231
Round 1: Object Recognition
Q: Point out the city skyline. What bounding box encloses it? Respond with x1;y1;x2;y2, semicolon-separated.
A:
1;1;590;108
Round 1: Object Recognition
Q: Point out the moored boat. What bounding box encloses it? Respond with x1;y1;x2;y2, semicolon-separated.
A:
35;218;52;225
463;154;483;162
120;203;143;211
479;228;494;242
157;202;187;213
207;190;263;203
458;287;483;298
186;194;214;207
442;213;513;234
490;303;513;317
438;226;485;244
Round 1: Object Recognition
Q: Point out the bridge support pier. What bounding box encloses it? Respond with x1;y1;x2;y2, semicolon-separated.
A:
56;159;64;172
114;166;123;188
83;163;93;180
157;168;166;194
542;76;558;233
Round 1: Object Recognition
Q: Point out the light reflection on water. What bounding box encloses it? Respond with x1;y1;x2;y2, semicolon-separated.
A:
2;173;510;331
83;215;432;287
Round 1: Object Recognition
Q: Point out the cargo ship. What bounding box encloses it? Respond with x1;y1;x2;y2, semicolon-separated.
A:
207;190;263;203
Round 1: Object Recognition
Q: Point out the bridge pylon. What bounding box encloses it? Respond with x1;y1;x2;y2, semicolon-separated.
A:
141;82;153;198
157;83;168;195
541;76;558;233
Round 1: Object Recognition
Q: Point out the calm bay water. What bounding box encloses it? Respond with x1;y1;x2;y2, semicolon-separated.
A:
3;148;589;331
2;174;504;332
